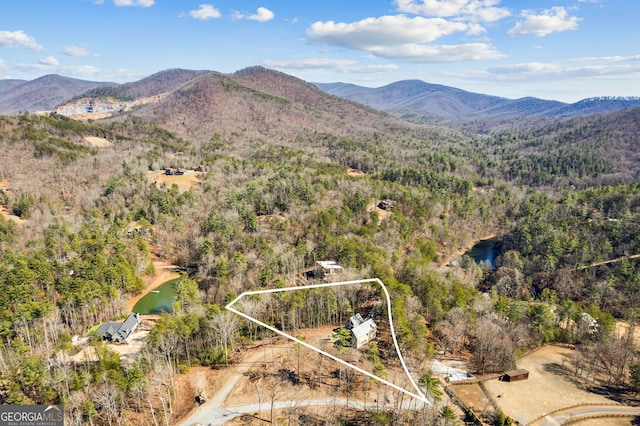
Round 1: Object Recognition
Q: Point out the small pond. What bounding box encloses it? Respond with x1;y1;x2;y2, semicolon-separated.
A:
465;238;499;269
132;277;179;314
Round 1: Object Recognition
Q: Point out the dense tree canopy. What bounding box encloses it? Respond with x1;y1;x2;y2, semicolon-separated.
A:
0;97;639;424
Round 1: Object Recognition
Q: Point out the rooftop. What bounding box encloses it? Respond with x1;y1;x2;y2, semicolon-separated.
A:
96;313;141;342
316;260;343;270
351;318;377;340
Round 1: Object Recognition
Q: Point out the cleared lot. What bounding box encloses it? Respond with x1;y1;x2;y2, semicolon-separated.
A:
148;170;203;193
482;345;616;425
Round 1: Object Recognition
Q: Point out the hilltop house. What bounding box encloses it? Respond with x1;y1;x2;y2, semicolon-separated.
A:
96;313;141;343
346;313;377;349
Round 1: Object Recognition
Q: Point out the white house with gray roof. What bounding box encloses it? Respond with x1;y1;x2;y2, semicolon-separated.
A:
346;313;377;349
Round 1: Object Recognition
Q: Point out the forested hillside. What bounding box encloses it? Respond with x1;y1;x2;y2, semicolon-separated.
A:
487;106;640;187
0;75;113;115
73;69;210;102
1;67;639;425
316;79;640;121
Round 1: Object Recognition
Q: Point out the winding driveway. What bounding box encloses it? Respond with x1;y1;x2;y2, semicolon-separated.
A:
180;397;379;426
178;345;427;426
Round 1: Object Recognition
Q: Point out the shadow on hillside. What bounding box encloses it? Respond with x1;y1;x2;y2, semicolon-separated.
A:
543;362;639;405
587;384;640;405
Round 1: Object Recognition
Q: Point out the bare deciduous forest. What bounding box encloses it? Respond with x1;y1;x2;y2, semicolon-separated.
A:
1;68;640;425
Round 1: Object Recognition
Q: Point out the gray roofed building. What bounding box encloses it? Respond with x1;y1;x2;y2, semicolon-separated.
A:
350;317;377;349
96;313;141;343
345;313;365;330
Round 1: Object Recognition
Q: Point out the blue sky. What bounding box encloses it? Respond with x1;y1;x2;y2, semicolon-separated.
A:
1;0;639;102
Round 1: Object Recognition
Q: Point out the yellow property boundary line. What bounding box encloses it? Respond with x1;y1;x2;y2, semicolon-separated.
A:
225;278;429;405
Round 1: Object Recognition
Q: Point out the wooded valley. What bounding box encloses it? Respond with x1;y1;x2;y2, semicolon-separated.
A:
1;67;640;425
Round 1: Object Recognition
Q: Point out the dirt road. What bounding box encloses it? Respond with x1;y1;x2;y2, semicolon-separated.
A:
175;332;429;426
181;397;383;426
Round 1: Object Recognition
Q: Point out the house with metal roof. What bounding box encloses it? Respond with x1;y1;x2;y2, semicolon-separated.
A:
347;314;377;349
345;313;365;330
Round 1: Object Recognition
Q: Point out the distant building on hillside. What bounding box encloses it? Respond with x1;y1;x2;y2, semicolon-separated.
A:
579;312;599;332
126;221;151;238
316;260;343;277
165;168;184;176
346;313;377;349
96;313;141;343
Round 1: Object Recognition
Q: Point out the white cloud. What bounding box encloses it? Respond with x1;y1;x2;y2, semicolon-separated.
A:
264;58;357;70
39;56;59;67
0;59;6;69
486;61;640;81
63;45;92;57
350;64;400;73
308;15;468;49
62;65;141;81
15;63;54;71
248;7;275;22
489;62;559;74
0;30;44;51
233;7;275;22
466;23;486;35
473;5;511;23
263;58;398;73
65;65;102;76
371;42;504;62
570;54;640;63
395;0;510;22
306;15;503;62
114;0;154;7
508;7;581;37
183;4;221;20
11;63;142;82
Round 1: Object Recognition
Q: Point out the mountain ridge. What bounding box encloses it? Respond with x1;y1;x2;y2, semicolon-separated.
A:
314;80;640;121
128;67;398;150
74;68;211;101
0;74;113;115
3;68;640;125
